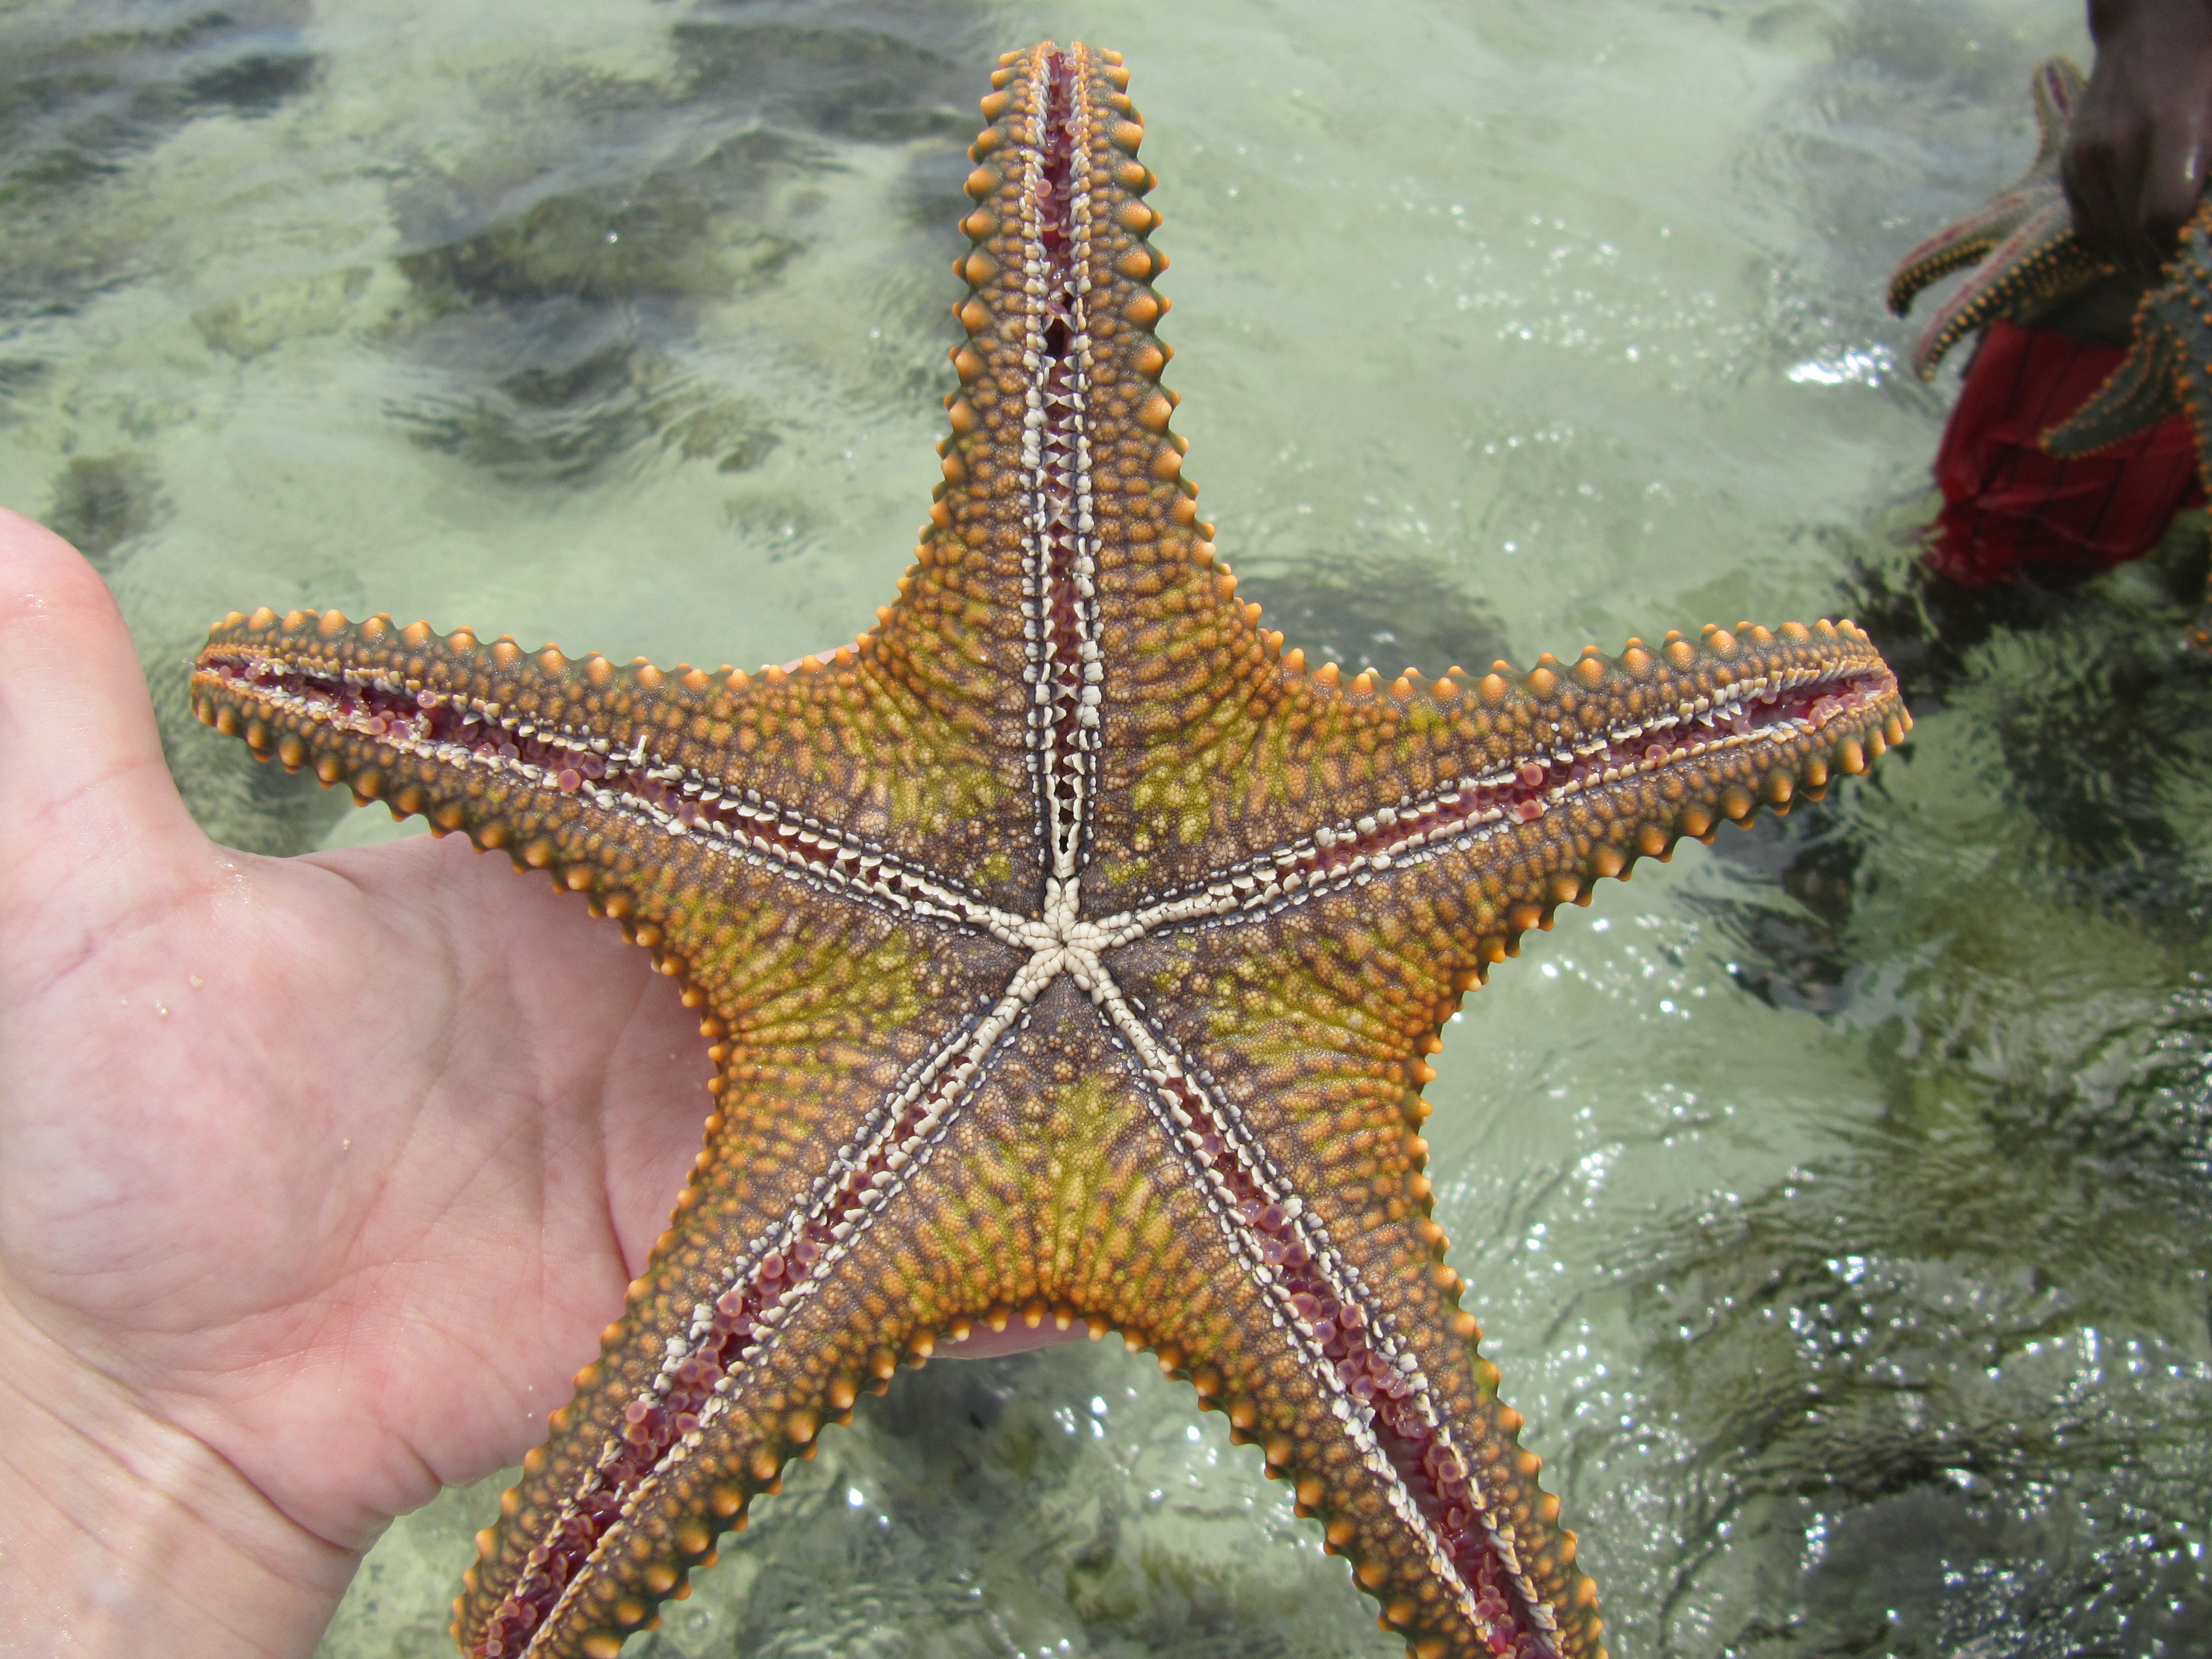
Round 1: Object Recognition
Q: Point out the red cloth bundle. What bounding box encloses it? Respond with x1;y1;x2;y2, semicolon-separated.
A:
1926;317;2203;584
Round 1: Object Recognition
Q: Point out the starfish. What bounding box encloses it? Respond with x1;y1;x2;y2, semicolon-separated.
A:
189;41;1907;1659
1887;56;2119;378
2042;197;2212;457
2039;195;2212;646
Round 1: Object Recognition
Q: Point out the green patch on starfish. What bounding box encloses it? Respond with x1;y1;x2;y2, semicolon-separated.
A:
686;899;938;1041
1126;760;1218;848
881;747;1007;836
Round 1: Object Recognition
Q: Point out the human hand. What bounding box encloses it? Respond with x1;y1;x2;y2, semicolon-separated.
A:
2063;0;2212;275
0;509;706;1653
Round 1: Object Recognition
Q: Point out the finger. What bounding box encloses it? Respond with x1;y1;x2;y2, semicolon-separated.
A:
0;507;201;889
2064;135;2132;267
2135;124;2209;268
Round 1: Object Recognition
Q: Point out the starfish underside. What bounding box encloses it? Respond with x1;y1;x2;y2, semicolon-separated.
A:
191;42;1907;1659
1886;56;2115;378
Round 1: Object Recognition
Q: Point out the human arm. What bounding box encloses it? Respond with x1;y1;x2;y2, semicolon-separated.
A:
2063;0;2212;273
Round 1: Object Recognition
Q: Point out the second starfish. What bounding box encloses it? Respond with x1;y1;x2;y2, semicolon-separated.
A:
190;40;1907;1659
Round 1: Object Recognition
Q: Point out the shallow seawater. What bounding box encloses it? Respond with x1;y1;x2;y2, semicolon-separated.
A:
6;0;2210;1653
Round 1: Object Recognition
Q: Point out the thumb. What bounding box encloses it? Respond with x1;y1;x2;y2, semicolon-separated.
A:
0;507;204;916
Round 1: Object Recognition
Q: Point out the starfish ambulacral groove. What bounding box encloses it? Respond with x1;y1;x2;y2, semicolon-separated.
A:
1886;57;2119;378
189;42;1907;1659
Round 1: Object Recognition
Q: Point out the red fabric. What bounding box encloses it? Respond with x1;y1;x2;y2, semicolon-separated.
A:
1926;316;2204;585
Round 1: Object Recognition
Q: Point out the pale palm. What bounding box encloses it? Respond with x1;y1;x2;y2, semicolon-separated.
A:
0;511;704;1554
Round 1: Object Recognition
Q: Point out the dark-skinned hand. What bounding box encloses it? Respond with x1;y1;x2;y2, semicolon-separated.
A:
2064;0;2212;275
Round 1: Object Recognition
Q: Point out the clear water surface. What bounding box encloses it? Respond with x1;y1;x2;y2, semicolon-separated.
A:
4;1;2208;1655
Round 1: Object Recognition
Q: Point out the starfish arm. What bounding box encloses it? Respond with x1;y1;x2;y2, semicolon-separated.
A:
1091;633;1902;1659
1883;54;2085;321
189;608;1030;932
907;45;1209;906
1885;188;2038;319
451;927;1033;1658
1904;204;2102;378
188;607;709;898
2159;244;2212;471
929;46;1379;908
2039;302;2188;454
1102;912;1600;1659
2046;204;2212;462
1095;618;1900;947
2027;56;2086;176
1885;58;2110;378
